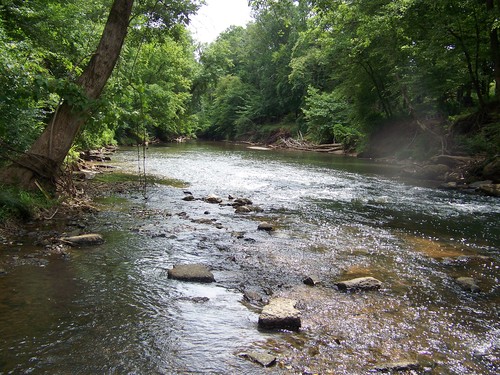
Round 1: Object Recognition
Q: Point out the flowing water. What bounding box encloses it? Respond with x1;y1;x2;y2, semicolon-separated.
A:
1;141;499;374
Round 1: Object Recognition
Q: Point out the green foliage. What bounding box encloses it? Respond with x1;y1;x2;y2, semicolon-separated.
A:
455;122;500;155
302;87;362;147
0;185;54;222
0;23;50;152
196;1;309;140
1;0;499;164
1;0;201;164
96;27;199;145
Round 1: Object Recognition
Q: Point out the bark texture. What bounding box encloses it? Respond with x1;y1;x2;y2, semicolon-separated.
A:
2;0;134;189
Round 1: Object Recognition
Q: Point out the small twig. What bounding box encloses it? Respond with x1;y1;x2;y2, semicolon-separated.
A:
43;208;59;220
34;180;51;200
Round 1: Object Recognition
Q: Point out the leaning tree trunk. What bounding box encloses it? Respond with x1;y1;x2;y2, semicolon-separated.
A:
1;0;134;190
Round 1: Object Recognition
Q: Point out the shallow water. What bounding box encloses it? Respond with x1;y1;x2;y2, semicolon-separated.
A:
1;141;499;374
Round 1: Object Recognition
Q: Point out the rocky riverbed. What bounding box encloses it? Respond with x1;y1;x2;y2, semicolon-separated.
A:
1;143;498;374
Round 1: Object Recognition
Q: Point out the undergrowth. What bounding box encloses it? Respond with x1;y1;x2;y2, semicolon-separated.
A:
0;185;55;223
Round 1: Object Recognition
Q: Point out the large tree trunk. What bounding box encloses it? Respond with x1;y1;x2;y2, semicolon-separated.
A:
2;0;134;189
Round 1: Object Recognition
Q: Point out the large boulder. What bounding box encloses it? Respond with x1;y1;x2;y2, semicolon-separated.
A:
400;163;450;180
258;297;301;331
482;157;500;182
335;276;382;291
60;233;104;246
419;164;450;180
430;155;471;167
167;264;215;283
478;183;500;197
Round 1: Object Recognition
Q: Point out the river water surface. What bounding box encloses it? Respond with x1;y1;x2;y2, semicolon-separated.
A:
0;141;499;374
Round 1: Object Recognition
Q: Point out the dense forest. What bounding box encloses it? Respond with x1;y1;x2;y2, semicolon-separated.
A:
1;0;500;183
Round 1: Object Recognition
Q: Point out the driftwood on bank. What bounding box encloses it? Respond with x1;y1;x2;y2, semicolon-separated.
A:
271;137;344;153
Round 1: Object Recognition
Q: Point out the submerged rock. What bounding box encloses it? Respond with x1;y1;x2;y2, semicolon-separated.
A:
456;277;481;293
167;263;215;283
373;361;421;372
335;276;382;291
257;222;274;231
239;351;277;367
242;288;268;306
60;233;104;246
258;297;301;331
178;296;210;303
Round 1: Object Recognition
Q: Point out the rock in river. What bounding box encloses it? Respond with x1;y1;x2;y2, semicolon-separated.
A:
258;297;301;331
373;361;421;372
257;222;274;231
456;277;481;293
235;205;252;213
204;194;222;204
60;233;104;246
303;274;321;286
335;276;382;291
239;351;277;367
167;263;215;283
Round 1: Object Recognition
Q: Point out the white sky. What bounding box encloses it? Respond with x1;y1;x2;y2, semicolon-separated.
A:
189;0;253;44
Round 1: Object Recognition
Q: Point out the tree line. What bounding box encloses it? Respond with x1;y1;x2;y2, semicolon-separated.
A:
1;0;499;188
199;0;500;156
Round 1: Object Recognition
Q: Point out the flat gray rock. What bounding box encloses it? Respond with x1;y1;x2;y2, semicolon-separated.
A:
239;351;277;367
335;276;382;291
60;233;104;246
258;297;301;331
167;264;215;283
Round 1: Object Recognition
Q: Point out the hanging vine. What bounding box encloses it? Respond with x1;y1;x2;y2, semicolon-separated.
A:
135;88;148;199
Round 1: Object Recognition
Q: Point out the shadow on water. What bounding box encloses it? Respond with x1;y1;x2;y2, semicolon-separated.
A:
1;141;499;374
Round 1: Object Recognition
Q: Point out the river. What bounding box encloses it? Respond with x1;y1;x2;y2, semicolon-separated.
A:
0;141;499;374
